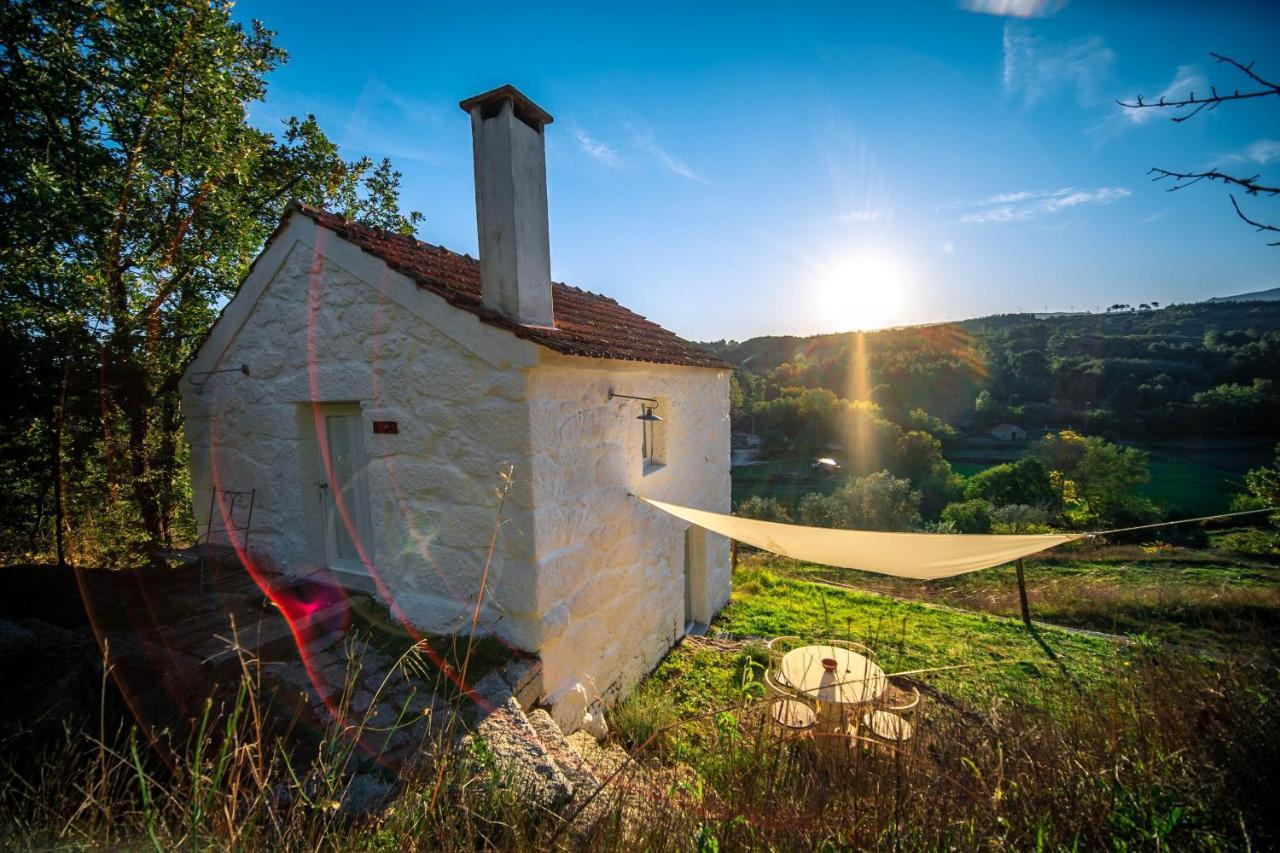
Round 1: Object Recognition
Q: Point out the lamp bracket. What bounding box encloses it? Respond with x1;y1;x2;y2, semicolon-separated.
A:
607;390;658;405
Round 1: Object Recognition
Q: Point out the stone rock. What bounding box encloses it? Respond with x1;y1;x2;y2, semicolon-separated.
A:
501;657;543;708
526;708;601;801
549;680;591;735
463;696;572;811
580;708;608;741
338;773;396;820
472;669;514;707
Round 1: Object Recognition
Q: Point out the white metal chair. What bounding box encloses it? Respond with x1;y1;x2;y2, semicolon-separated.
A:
863;685;921;745
770;698;817;736
766;635;805;656
818;638;877;659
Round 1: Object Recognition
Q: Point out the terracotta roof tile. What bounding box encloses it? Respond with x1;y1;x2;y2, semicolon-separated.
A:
291;204;730;370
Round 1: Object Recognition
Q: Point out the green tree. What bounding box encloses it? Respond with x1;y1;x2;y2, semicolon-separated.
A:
1240;444;1280;526
797;471;921;532
735;496;792;524
0;0;421;558
990;503;1051;534
973;389;998;426
1034;431;1157;528
965;457;1058;508
893;429;962;518
940;499;994;534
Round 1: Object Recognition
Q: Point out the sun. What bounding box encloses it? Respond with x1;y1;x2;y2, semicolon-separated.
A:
814;250;909;331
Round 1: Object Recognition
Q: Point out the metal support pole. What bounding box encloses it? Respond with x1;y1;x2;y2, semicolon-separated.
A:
1015;558;1032;627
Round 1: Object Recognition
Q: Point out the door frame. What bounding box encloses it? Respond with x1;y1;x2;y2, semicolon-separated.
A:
312;403;375;577
683;525;709;635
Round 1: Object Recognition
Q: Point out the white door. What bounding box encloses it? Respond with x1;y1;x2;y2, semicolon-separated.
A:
315;407;373;575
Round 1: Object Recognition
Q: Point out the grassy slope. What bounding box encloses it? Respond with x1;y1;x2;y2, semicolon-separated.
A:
751;537;1280;652
645;563;1121;737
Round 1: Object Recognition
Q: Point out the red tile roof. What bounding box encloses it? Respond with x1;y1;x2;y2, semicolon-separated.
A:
291;204;729;370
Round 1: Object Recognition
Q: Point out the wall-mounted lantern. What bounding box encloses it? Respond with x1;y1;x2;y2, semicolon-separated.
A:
608;390;663;459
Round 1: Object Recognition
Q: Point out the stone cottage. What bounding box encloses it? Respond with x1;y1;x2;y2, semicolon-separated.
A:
180;85;732;728
989;423;1027;441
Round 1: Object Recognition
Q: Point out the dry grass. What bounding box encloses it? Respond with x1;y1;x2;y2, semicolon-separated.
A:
0;620;1277;850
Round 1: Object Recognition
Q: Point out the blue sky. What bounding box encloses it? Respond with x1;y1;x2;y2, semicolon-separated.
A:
237;0;1280;340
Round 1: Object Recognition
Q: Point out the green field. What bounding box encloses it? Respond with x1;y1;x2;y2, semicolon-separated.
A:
945;436;1270;517
733;437;1269;518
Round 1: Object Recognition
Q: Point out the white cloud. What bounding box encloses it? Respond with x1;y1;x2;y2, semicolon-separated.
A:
1214;138;1280;167
960;0;1066;18
1243;139;1280;165
572;126;620;166
941;241;956;254
627;123;709;184
837;209;883;223
1139;210;1167;224
958;186;1130;223
1002;22;1115;108
974;189;1042;206
1121;64;1207;125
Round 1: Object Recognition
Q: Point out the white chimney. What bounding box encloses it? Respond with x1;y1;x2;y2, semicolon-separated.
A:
460;84;555;328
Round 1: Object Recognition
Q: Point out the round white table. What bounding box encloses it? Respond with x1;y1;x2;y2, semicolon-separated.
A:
777;644;887;707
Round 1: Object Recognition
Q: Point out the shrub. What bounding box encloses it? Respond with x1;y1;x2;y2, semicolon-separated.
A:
941;499;994;533
734;496;792;524
990;503;1051;533
798;471;921;532
964;457;1057;508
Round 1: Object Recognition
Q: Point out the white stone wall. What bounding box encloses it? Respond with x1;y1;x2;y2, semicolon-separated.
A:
182;213;733;723
524;354;732;717
181;226;546;649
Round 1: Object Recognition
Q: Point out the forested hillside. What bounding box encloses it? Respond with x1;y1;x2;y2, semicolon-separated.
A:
704;301;1280;530
705;301;1280;439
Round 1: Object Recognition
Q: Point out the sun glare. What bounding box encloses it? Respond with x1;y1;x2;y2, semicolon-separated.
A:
814;250;909;332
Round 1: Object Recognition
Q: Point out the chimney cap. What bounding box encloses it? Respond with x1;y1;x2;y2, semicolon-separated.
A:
459;84;554;128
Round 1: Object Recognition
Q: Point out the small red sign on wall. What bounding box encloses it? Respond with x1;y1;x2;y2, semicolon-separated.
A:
372;420;399;434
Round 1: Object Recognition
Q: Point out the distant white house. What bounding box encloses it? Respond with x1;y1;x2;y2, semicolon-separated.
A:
990;423;1027;441
180;85;732;731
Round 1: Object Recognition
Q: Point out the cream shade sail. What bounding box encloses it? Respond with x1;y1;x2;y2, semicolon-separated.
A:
640;497;1085;580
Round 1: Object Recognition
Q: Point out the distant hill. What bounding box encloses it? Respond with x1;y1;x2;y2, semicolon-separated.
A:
1207;287;1280;303
701;300;1280;439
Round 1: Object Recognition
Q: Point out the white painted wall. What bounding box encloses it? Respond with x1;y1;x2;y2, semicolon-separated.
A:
524;354;732;721
182;212;732;726
181;217;547;649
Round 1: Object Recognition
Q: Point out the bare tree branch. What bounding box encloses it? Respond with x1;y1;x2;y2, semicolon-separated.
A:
1211;52;1280;91
1117;53;1280;123
1230;194;1280;246
1150;168;1280;197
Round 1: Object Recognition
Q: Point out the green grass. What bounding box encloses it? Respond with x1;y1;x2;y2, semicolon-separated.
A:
749;541;1280;655
638;564;1122;750
726;566;1116;698
1140;443;1270;516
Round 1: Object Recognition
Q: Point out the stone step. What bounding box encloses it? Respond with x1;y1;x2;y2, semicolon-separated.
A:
526;708;602;800
462;695;573;812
